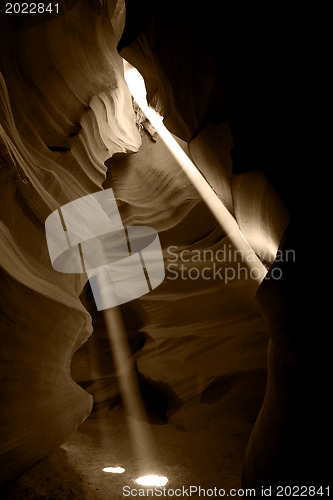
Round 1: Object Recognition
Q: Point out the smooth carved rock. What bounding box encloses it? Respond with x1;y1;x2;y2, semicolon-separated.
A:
1;0;306;492
118;0;307;489
0;0;140;486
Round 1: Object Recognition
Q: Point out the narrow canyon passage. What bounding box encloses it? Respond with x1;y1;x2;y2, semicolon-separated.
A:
1;129;268;498
2;0;326;497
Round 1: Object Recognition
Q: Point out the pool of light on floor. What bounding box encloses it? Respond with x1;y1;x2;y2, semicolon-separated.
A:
135;475;168;487
103;466;125;474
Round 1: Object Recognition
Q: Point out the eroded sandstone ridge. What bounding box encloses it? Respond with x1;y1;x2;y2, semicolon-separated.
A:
0;0;141;485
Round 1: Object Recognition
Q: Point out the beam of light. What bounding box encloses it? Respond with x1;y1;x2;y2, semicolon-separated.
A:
124;61;268;292
103;467;125;473
135;475;168;487
95;269;159;477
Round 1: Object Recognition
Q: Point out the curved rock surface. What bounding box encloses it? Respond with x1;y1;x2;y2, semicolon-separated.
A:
118;1;330;489
0;0;140;486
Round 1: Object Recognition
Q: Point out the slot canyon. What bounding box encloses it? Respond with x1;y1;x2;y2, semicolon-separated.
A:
0;1;327;498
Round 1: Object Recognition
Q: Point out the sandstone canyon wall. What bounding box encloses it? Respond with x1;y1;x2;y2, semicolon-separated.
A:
118;2;325;491
0;0;141;485
0;0;325;493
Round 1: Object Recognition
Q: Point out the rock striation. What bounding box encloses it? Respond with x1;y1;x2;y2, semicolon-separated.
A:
0;0;140;486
